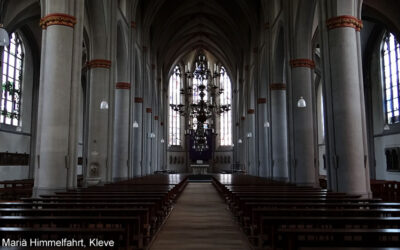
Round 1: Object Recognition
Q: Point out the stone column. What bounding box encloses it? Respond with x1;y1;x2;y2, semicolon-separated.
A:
247;108;256;175
257;97;269;177
112;82;130;181
270;83;289;181
34;1;83;195
144;107;152;175
132;97;143;176
321;5;371;196
86;59;112;185
289;59;317;186
129;21;138;177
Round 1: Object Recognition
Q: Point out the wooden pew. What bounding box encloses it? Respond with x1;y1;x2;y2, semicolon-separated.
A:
0;179;33;201
0;215;143;249
211;174;400;249
0;174;189;249
278;228;400;250
259;216;400;249
0;227;127;249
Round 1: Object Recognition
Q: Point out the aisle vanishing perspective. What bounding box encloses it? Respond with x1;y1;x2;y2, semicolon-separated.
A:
150;182;252;250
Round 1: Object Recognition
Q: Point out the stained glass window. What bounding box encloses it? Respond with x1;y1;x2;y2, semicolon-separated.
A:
168;66;182;145
1;33;24;126
219;66;232;145
382;32;400;124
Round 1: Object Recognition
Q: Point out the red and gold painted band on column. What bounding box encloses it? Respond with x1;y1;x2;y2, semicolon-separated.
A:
40;13;77;29
131;21;136;29
270;83;287;91
290;59;315;69
154;116;159;120
258;98;267;104
326;15;363;31
146;108;152;113
86;59;112;69
116;82;131;89
134;97;143;103
247;109;255;114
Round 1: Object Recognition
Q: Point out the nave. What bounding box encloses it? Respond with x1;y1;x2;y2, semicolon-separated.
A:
1;174;400;249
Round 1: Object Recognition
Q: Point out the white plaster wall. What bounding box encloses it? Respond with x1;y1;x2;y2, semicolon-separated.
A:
0;166;29;181
368;23;400;182
0;132;30;153
374;135;400;181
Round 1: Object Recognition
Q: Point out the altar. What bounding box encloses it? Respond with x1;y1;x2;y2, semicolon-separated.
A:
190;164;209;174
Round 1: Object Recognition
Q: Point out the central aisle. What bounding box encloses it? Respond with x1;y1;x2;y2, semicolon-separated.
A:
150;182;252;250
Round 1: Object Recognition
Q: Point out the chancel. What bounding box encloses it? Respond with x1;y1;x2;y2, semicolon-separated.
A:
1;0;400;249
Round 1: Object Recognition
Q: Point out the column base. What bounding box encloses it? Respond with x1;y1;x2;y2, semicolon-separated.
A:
295;181;318;187
32;187;66;198
112;177;129;182
86;177;102;186
273;176;289;182
342;190;373;199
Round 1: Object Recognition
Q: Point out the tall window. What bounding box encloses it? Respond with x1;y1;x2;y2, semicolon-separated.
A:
382;32;400;124
1;33;24;126
168;66;182;145
219;66;232;145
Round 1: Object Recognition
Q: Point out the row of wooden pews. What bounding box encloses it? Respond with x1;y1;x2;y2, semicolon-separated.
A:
0;174;188;249
371;179;400;201
212;174;400;250
0;179;33;200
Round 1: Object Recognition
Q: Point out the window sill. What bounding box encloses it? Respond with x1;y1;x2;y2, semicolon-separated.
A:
386;169;400;173
0;124;30;136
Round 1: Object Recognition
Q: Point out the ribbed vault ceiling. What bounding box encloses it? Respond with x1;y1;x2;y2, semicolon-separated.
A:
140;0;260;80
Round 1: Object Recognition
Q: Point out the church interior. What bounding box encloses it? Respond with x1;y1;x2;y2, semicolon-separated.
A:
1;0;400;249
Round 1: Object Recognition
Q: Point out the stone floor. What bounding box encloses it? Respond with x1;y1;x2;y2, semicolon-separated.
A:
149;182;252;250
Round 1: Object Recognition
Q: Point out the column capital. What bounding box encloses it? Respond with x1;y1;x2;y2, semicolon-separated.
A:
326;15;363;32
270;83;286;90
86;59;111;69
116;82;130;89
40;13;77;29
134;97;143;103
290;59;315;69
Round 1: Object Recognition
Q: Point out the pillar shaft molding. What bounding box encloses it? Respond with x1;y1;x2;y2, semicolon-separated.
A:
116;82;131;89
290;59;315;69
86;59;111;69
326;15;363;31
270;83;287;91
40;13;77;29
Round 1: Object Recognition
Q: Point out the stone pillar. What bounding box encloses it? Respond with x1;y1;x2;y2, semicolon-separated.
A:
270;83;289;181
257;97;269;177
34;1;83;195
86;59;112;185
247;109;256;175
289;59;317;186
321;7;371;196
112;82;130;181
144;107;152;175
132;97;143;176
